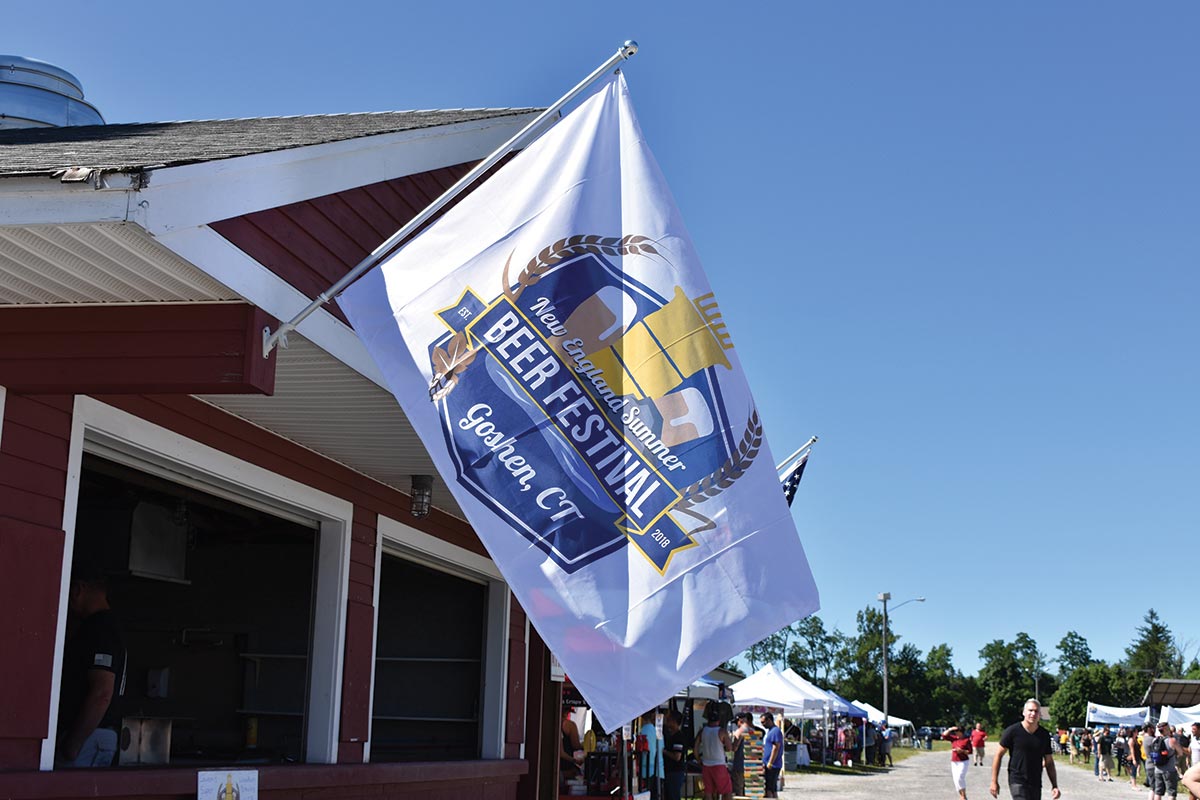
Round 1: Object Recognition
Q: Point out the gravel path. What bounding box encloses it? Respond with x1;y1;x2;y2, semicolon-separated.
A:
776;749;1150;799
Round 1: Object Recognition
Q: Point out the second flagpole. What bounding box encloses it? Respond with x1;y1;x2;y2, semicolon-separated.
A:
262;39;640;358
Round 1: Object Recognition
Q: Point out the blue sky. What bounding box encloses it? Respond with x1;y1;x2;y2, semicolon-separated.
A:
10;1;1198;676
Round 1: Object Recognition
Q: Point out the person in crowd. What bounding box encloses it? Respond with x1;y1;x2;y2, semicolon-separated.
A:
1068;728;1079;764
925;726;935;752
1132;726;1146;789
1150;720;1183;800
880;722;895;766
943;724;974;800
1188;722;1200;783
1144;723;1159;793
1098;726;1115;782
1182;762;1200;800
730;713;752;797
56;570;126;768
639;710;663;800
972;722;989;767
695;705;733;800
989;698;1060;800
662;711;688;800
1180;723;1196;772
1081;728;1092;765
561;706;583;781
864;720;877;766
760;713;784;799
1058;729;1069;758
1115;728;1129;777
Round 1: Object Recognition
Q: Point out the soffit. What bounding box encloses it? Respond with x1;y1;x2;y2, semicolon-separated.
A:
0;222;236;304
197;334;463;518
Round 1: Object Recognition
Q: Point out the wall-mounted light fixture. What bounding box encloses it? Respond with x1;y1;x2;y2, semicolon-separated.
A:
410;475;434;518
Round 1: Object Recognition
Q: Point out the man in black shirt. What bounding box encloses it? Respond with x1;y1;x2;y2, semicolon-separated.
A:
990;698;1060;800
56;572;126;768
662;711;688;800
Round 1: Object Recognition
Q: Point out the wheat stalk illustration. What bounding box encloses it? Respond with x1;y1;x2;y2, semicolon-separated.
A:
428;331;479;401
676;410;762;510
502;234;661;303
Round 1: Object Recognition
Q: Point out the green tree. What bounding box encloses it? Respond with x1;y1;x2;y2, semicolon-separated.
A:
1012;632;1056;701
785;615;846;686
745;622;802;671
1056;631;1093;677
978;639;1026;730
924;643;969;725
1048;662;1113;728
1124;609;1176;678
834;606;890;703
887;642;930;723
1107;663;1151;707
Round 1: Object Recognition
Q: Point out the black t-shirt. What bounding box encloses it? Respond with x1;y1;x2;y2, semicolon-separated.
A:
1099;733;1113;756
664;729;688;773
58;610;126;731
999;723;1052;786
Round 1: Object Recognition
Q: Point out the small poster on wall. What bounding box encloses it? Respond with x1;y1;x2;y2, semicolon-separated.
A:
198;770;258;800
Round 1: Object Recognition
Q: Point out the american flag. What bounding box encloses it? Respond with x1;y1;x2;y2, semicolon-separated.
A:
780;451;810;507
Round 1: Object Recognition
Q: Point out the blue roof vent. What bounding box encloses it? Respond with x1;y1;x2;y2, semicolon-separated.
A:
0;55;104;129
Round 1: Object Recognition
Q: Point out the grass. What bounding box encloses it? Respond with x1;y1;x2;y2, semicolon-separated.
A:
782;742;931;780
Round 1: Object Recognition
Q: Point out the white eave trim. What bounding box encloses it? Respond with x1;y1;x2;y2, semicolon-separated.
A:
0;112;537;231
138;113;539;235
156;225;388;388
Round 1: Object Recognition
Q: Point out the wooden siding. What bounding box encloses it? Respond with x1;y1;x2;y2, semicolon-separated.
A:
92;396;534;769
209;164;474;324
0;758;526;800
0;394;73;770
0;305;277;395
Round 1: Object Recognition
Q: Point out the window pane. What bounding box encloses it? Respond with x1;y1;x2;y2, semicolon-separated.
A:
371;554;486;762
68;456;317;766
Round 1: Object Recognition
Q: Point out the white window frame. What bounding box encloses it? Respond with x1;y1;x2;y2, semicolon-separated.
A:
41;395;352;770
0;384;7;448
368;514;510;762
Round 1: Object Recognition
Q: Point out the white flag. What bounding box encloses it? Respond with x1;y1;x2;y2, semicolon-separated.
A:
339;74;819;731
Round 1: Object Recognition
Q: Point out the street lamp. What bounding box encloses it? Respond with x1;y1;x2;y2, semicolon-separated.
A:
878;593;925;725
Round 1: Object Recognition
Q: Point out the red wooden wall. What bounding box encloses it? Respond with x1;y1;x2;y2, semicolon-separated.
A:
0;394;73;770
0;391;532;789
210;164;475;325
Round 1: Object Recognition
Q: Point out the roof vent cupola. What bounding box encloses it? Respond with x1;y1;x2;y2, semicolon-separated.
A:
0;55;105;129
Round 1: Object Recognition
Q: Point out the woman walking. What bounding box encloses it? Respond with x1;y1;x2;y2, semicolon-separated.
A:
943;725;974;800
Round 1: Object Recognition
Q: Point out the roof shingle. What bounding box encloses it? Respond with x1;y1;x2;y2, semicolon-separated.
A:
0;109;538;177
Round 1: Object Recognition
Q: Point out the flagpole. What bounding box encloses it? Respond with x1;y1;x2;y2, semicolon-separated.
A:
261;39;640;358
776;436;818;473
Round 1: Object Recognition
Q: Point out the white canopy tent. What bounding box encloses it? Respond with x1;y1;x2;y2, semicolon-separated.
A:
1086;702;1150;726
1160;703;1200;727
852;699;914;732
729;664;827;717
780;669;848;715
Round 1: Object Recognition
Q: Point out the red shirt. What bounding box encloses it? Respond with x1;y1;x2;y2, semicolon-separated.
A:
944;733;973;762
970;729;987;748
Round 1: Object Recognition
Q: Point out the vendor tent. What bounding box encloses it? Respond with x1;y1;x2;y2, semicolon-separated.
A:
679;677;723;701
779;668;856;716
729;664;826;715
852;699;914;732
824;689;868;719
1160;703;1200;727
1086;702;1149;726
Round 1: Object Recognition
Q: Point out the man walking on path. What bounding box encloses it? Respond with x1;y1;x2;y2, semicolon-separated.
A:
972;723;988;767
990;698;1060;800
